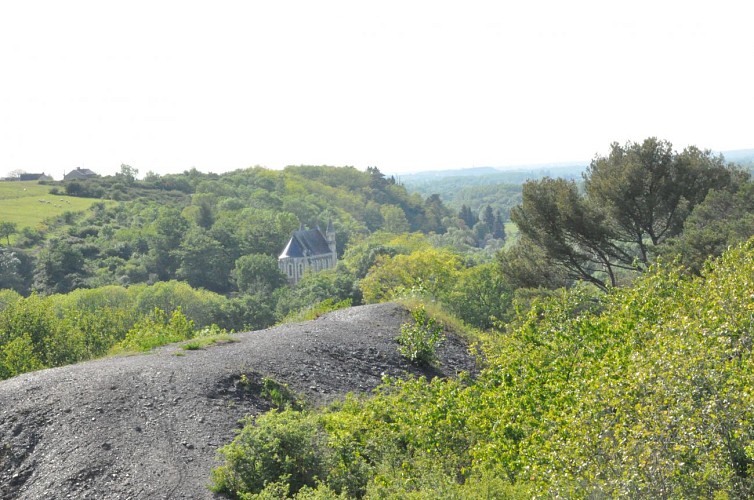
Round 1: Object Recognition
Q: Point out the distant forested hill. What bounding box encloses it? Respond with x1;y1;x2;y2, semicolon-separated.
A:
721;148;754;171
395;162;587;224
396;162;586;201
398;148;754;219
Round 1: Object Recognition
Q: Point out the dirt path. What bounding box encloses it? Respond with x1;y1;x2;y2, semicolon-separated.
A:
0;303;477;499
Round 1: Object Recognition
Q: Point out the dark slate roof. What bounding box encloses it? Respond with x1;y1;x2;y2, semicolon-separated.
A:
279;228;331;259
64;168;98;180
19;173;45;181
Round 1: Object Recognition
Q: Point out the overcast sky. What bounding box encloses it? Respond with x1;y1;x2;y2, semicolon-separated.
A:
1;0;751;179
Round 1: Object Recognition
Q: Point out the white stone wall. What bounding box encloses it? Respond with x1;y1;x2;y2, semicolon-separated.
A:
279;252;336;285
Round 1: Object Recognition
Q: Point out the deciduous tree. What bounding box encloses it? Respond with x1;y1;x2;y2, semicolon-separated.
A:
379;205;410;233
176;229;232;293
33;239;87;294
232;254;287;295
359;247;462;303
0;221;18;246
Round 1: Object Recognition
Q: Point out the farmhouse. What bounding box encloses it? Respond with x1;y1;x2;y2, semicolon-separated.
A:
278;222;337;284
19;173;53;181
64;168;98;181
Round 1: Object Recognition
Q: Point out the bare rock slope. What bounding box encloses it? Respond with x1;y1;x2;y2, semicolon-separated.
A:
0;303;477;499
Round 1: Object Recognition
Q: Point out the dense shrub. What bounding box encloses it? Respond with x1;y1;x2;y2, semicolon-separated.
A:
111;308;195;353
0;282;250;379
129;280;226;328
396;305;444;366
211;409;330;497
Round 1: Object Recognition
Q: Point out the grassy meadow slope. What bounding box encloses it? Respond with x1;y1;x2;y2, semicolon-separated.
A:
0;181;109;242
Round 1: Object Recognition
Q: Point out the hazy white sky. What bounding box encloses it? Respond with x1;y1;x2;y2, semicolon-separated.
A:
1;0;751;178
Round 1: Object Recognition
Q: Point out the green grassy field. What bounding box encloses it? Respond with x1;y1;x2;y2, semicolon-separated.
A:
0;181;109;243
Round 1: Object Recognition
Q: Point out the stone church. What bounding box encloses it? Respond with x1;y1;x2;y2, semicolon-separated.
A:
278;222;337;284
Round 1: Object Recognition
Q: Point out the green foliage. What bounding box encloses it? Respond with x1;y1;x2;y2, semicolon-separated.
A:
0;221;18;246
118;164;139;184
0;281;243;379
496;235;570;290
180;331;236;351
458;204;478;228
400;165;584;212
446;262;513;329
660;181;754;274
111;307;195;353
260;377;302;410
478;241;754;496
397;305;445;366
0;247;33;295
148;206;189;280
585;139;734;251
212;376;527;498
175;228;232;293
213;240;754;498
509;137;744;290
379;205;410;233
33;238;88;294
282;298;353;323
232;254;288;295
423;194;452;234
511;177;624;290
0;333;44;378
277;269;357;320
8;166;452;300
0;289;22;312
0;293;61;368
359;247;462;303
130;280;226;328
340;232;426;279
221;293;278;332
211;409;329;498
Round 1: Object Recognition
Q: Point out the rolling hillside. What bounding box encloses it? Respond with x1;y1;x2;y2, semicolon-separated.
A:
0;181;109;243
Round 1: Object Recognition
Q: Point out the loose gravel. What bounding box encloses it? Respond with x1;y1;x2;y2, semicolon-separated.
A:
0;303;477;499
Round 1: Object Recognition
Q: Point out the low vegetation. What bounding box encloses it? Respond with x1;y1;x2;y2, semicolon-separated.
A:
281;298;353;323
180;333;238;351
212;240;754;498
396;305;445;366
0;282;240;379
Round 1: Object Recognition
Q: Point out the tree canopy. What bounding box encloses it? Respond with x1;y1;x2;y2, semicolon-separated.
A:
509;137;745;290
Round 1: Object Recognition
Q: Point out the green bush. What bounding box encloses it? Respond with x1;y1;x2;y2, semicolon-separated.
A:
211;409;329;498
0;333;44;378
0;282;241;380
397;305;445;366
130;280;226;328
110;307;195;353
